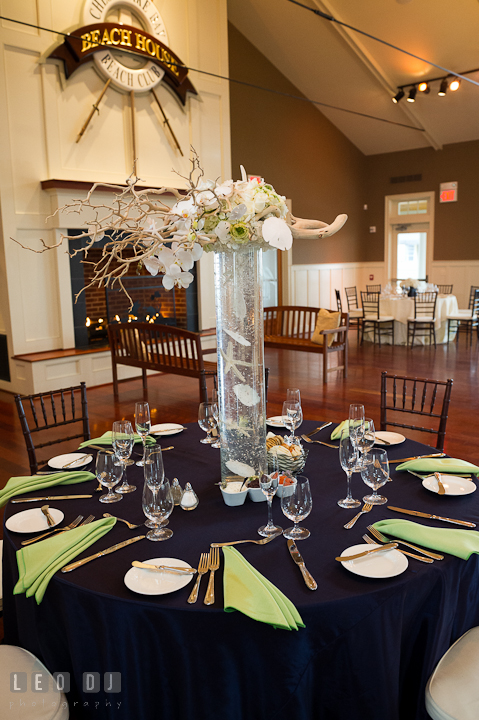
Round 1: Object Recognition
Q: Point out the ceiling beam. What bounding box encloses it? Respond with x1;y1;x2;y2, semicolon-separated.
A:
310;0;443;150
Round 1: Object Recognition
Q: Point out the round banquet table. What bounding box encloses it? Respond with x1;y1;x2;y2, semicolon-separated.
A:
3;421;479;720
365;294;458;345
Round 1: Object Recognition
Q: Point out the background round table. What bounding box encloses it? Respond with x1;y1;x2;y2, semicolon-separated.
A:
3;421;479;720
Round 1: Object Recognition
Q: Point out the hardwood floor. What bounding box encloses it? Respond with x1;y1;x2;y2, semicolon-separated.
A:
0;332;478;642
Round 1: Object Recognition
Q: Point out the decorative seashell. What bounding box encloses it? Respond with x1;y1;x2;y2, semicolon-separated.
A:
224;328;251;347
225;459;256;477
233;383;260;407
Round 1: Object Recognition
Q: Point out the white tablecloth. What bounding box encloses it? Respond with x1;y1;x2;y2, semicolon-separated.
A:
367;294;459;345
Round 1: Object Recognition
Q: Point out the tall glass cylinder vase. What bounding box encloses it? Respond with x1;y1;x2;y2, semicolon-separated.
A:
214;247;267;484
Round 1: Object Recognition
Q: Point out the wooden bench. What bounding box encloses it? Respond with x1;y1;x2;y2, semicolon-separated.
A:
108;323;217;400
264;306;349;384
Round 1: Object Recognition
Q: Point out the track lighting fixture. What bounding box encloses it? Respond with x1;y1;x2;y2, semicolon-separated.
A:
392;89;405;104
406;86;417;102
438;79;448;96
449;78;461;92
418;81;430;93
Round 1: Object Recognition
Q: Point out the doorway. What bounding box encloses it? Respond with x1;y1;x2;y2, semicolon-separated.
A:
385;191;434;282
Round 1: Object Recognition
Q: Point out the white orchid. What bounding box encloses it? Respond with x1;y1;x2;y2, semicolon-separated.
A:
162;264;194;290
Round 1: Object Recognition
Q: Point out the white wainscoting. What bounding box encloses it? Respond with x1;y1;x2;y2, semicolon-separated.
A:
289;262;387;309
429;261;479;310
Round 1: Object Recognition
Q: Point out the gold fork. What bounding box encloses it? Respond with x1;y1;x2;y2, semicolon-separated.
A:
344;502;373;529
204;546;220;605
301;435;338;449
103;513;143;529
367;524;444;560
211;531;282;547
187;553;209;604
21;514;84;546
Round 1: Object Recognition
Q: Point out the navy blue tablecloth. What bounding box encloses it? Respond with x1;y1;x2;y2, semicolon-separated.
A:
3;421;479;720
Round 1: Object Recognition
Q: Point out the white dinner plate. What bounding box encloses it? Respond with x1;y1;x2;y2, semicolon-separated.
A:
374;431;406;446
124;557;194;595
338;543;408;578
48;453;93;470
266;416;285;428
150;424;185;436
6;507;64;533
422;474;477;496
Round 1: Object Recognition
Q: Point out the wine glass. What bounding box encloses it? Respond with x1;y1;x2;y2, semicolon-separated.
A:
96;451;123;504
198;402;218;444
142;478;174;541
348;404;365;449
282;401;303;445
112;420;136;494
280;475;312;540
355;418;375;468
286;388;301;404
258;454;283;537
135;401;151;467
361;448;389;505
338;430;360;508
143;446;169;528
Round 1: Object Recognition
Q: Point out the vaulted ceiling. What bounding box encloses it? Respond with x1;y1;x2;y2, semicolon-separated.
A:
227;0;479;155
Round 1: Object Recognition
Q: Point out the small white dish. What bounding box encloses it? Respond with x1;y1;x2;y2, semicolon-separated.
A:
124;557;194;595
338;543;408;578
150;423;185;436
374;431;406;446
6;507;64;533
48;453;93;470
266;416;285;428
247;486;267;502
220;482;248;506
275;475;297;498
422;474;476;496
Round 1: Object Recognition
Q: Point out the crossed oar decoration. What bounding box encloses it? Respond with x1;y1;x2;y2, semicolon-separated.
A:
76;80;184;161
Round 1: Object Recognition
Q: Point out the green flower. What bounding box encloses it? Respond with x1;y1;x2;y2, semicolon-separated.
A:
230;222;250;243
204;215;220;233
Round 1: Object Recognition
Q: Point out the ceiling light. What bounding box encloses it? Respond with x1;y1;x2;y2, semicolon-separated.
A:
407;87;417;103
392;89;405;104
418;81;430;93
449;78;461;91
438;79;448;96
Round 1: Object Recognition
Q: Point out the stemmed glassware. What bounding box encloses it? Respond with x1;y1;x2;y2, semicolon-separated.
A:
142;478;174;541
348;403;365;450
280;475;312;540
282;401;303;445
286;388;301;404
338;430;360;508
135;401;151;467
143;445;168;529
361;448;389;505
355;418;376;469
112;420;136;494
96;451;123;503
198;402;218;444
258;455;283;537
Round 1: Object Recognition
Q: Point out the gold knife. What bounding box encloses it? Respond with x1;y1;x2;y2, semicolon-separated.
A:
389;453;445;464
41;505;55;527
11;495;93;503
61;535;146;572
287;539;317;590
131;561;196;575
387;506;476;527
336;542;398;562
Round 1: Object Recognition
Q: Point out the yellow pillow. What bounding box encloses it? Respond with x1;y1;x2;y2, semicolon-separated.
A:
311;309;341;347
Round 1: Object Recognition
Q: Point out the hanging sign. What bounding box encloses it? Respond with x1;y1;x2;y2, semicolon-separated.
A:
439;182;458;203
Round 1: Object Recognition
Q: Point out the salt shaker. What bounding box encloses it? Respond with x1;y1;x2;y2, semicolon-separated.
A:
180;482;199;511
170;478;183;506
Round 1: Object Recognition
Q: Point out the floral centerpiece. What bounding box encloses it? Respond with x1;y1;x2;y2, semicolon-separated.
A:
16;153;347;484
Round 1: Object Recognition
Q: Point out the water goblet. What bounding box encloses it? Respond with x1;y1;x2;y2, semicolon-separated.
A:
258;455;283;537
338;430;360;508
112;420;136;494
355;418;375;468
135;401;151;467
198;402;218;444
96;451;123;504
143;446;168;528
361;448;389;505
142;478;174;541
281;475;312;540
282;401;303;445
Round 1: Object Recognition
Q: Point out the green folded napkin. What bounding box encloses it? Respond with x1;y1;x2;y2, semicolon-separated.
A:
222;546;304;630
374;519;479;560
0;471;95;509
331;420;348;440
78;431;156;448
396;457;479;476
14;517;116;604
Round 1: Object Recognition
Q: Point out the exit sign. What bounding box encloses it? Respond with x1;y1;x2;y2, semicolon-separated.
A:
439;181;458;203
